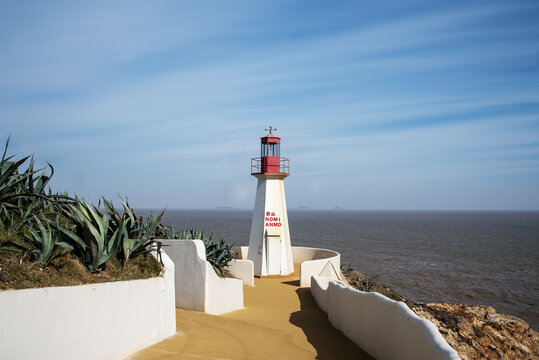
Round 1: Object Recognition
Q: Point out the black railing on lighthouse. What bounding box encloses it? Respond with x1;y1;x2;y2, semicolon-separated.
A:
251;157;290;175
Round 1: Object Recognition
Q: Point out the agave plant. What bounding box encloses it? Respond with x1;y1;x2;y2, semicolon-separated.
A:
0;139;55;204
59;199;125;271
179;228;208;241
154;223;179;239
178;228;236;277
102;197;127;233
0;137;33;204
2;194;55;233
2;215;72;268
0;138;167;274
18;156;53;197
0;143;32;228
27;215;73;268
103;196;164;262
204;238;236;277
122;212;164;262
0;138;70;233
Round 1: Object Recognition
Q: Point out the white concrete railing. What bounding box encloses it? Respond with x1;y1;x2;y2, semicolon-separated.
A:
0;252;176;360
162;239;244;315
228;259;255;286
233;246;341;287
311;276;461;360
230;246;254;286
292;246;341;287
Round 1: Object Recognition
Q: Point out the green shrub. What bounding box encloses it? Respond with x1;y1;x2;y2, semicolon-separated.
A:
178;228;236;277
24;215;73;268
59;199;125;271
0;137;235;285
0;137;59;232
107;197;164;262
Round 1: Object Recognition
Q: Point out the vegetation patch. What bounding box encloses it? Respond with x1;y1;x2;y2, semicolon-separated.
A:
0;137;235;289
341;264;403;301
0;248;162;290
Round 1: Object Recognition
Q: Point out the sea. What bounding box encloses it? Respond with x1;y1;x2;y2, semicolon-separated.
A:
143;209;539;330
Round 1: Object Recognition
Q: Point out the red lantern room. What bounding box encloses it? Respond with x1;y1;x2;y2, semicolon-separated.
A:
251;126;290;176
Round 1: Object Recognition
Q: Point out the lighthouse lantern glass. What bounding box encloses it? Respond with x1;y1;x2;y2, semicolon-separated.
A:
261;142;279;157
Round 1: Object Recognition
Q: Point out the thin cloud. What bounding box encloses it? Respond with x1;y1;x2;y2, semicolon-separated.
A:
0;1;537;209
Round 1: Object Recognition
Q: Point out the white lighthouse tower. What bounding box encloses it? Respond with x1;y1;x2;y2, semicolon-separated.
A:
248;127;294;276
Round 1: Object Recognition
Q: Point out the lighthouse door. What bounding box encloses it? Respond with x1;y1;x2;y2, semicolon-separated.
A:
265;229;281;275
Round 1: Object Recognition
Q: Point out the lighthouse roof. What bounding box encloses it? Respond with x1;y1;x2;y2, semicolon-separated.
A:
261;133;280;143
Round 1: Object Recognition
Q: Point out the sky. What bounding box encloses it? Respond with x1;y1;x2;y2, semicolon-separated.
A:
0;0;538;210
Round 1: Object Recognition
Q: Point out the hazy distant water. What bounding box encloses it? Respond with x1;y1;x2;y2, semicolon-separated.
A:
143;209;539;330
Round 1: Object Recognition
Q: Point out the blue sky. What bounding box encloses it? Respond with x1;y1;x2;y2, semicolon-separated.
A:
0;0;537;210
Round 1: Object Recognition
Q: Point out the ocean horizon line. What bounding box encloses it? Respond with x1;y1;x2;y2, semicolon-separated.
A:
133;207;539;213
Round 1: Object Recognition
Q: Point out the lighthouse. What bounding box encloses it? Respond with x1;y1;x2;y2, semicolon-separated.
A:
248;127;294;276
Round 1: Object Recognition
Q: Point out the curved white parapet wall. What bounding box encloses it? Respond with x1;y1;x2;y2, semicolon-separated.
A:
230;246;255;286
311;276;461;360
162;239;244;315
228;259;255;287
292;246;342;287
234;246;341;287
311;275;347;313
0;252;176;360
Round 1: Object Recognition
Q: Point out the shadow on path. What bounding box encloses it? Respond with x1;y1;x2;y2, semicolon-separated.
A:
282;279;300;287
289;287;374;360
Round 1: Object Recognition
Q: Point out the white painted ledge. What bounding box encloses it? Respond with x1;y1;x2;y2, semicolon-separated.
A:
228;258;255;286
311;274;347;313
230;246;254;286
292;246;342;287
0;252;176;360
311;275;461;360
233;245;341;287
161;239;244;315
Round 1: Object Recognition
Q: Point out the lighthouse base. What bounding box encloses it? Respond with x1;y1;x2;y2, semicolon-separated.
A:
247;174;294;276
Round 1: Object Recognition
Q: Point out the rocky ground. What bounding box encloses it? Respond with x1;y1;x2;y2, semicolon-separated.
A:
341;267;538;360
408;302;538;360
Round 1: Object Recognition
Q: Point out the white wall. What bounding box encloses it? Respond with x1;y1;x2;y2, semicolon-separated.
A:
230;246;254;286
205;270;244;314
311;275;347;313
161;239;206;311
0;252;176;360
161;239;244;315
234;246;341;286
311;276;460;360
228;259;255;286
292;247;341;287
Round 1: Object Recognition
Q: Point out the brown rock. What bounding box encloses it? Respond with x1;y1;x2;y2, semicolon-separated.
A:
407;302;539;360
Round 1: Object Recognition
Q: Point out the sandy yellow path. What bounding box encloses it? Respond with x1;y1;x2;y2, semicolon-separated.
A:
129;269;373;360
